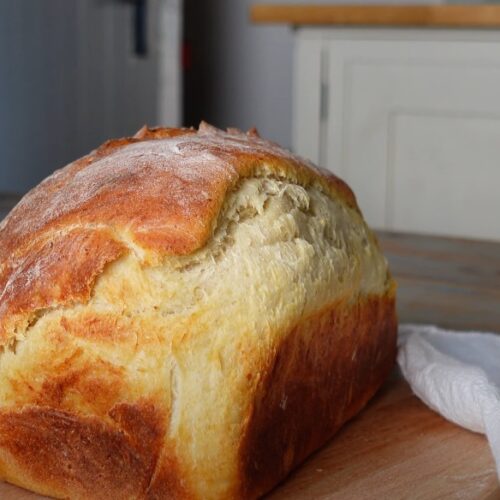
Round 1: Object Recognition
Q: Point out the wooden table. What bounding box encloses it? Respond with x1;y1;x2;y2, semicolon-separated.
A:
379;231;500;333
1;231;500;498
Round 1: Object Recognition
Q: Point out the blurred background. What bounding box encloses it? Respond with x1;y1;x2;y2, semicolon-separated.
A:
1;0;499;241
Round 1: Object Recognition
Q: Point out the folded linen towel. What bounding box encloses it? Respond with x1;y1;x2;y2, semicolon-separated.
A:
398;324;500;478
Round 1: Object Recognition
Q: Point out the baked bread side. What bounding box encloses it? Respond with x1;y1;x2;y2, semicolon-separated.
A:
0;124;396;499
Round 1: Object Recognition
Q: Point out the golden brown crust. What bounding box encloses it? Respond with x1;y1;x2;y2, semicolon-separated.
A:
239;289;397;499
0;292;396;500
0;228;126;344
0;401;178;500
0;122;356;347
59;314;130;343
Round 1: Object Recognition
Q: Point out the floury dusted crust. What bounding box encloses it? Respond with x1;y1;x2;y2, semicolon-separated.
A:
0;123;397;499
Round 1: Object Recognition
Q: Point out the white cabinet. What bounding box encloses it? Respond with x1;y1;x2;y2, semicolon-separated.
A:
293;29;500;240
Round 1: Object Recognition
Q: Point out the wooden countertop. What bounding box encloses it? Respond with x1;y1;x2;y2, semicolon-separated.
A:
251;4;500;28
2;230;500;498
379;230;500;333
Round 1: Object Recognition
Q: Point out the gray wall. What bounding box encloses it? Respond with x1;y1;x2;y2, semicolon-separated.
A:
0;1;80;194
185;0;295;148
0;0;162;194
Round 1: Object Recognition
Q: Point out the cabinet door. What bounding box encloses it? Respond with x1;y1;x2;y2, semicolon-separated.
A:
296;31;500;240
293;36;323;166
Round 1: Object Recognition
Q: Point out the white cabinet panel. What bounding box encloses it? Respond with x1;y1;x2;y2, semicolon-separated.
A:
294;30;500;240
390;112;500;240
293;35;323;165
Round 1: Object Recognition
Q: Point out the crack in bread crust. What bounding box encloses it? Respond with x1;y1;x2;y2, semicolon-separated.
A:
0;124;358;349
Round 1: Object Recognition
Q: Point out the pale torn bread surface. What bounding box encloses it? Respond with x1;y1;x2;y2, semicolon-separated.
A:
0;124;393;499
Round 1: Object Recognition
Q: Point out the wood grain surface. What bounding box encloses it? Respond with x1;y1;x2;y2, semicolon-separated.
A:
380;231;500;333
251;4;500;28
1;230;500;498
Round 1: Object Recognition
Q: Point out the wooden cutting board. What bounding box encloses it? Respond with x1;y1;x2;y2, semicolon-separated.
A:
1;231;499;498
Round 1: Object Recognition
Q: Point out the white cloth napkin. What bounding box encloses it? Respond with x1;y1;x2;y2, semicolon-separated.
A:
398;324;500;478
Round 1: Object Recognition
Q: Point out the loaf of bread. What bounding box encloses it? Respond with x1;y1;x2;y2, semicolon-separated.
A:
0;123;396;499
